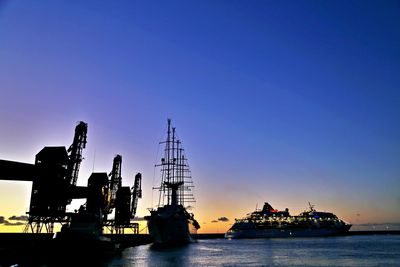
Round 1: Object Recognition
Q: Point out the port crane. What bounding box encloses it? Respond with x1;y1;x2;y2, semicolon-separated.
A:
0;121;142;234
65;121;87;199
104;154;122;220
102;155;142;234
105;171;142;234
131;173;142;219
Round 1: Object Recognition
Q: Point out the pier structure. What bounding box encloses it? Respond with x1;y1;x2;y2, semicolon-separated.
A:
0;121;142;235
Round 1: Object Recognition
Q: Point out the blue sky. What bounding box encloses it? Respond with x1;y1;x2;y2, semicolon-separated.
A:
0;0;399;232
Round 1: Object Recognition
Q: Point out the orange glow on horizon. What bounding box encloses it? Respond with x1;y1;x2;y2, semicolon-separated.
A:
1;181;399;234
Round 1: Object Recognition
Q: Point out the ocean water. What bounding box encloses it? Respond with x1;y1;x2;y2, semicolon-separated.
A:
108;235;400;267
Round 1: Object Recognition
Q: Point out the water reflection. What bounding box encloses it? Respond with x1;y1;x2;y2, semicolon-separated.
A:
109;236;400;267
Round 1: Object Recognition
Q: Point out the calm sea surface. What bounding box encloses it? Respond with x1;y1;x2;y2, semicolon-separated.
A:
107;235;400;267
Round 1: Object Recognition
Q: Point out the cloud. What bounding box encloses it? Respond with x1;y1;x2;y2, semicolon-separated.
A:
8;215;28;221
211;216;230;223
4;221;25;226
0;215;28;225
218;217;229;222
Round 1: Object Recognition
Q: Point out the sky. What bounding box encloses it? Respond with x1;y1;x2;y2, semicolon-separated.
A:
0;0;399;233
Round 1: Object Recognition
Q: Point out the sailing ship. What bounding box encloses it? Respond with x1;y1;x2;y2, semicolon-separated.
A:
225;202;351;238
145;119;200;245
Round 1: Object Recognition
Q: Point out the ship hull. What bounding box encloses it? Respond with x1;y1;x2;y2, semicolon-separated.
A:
146;205;195;246
147;222;192;245
53;231;120;256
225;225;351;239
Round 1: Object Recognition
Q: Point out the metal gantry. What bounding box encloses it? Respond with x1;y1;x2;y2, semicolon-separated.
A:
0;121;142;235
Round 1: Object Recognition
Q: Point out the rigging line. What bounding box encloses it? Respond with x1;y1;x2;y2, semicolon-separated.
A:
152;123;167;209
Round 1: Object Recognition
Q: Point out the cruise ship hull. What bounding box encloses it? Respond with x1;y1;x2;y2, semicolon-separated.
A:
225;225;351;239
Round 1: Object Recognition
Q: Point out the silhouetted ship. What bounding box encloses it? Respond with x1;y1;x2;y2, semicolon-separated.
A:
145;119;200;245
225;202;351;238
53;206;119;255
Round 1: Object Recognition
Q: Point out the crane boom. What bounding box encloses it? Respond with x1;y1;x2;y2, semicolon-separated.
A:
66;121;87;187
105;154;122;214
131;173;142;218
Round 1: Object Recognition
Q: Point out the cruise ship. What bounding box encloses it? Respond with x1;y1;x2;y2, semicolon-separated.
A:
225;202;351;238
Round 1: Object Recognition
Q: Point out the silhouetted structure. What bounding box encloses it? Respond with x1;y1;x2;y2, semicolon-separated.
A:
145;119;200;245
112;173;142;234
65;121;87;200
0;121;142;235
28;146;70;232
104;155;123;219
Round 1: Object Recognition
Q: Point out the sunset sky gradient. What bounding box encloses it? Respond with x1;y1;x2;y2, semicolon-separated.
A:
1;0;399;233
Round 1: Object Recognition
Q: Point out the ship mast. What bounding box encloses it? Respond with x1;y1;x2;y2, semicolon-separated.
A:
171;126;176;204
166;119;171;204
155;119;196;208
